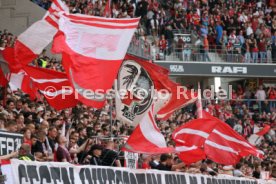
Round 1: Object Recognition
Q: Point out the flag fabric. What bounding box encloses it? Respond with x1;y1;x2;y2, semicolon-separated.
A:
157;83;196;120
122;104;175;154
2;47;22;73
0;52;10;86
255;124;270;136
248;125;270;146
173;111;263;165
116;56;171;126
2;47;78;110
52;14;140;108
118;54;196;122
23;65;78;110
1;48;36;99
14;0;68;66
7;70;37;100
117;58;175;153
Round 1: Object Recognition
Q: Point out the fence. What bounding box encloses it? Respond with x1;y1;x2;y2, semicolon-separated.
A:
197;99;276;113
127;37;276;64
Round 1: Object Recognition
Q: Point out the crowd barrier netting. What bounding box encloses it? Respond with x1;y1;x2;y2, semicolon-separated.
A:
1;159;275;184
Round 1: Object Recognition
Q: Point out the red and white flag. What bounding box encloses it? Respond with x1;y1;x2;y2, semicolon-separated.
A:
118;58;187;154
14;0;68;66
121;55;196;121
157;84;196;120
52;14;139;108
23;65;78;110
0;52;10;86
7;70;37;100
116;56;172;126
248;124;270;146
122;105;174;154
173;111;263;165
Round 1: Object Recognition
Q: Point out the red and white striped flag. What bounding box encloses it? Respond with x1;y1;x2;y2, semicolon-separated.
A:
14;0;68;65
173;111;263;165
23;65;78;110
248;125;270;146
52;14;140;108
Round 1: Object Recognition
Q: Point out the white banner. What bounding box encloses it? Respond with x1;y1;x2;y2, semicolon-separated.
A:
2;159;274;184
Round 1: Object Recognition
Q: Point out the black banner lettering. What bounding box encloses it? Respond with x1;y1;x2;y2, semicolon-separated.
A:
0;131;23;155
129;172;137;184
136;173;146;184
190;176;197;184
106;168;115;184
39;165;51;184
152;173;161;184
50;167;61;184
12;160;269;184
27;165;39;184
18;164;28;184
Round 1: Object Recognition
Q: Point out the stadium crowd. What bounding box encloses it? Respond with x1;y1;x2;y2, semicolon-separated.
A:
0;70;275;179
32;0;276;62
0;0;275;181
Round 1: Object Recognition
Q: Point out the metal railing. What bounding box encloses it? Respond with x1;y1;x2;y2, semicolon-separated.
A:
127;39;276;64
188;99;276;113
127;37;152;60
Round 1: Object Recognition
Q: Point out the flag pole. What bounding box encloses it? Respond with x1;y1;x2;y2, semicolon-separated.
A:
110;80;116;140
196;82;203;119
109;96;113;140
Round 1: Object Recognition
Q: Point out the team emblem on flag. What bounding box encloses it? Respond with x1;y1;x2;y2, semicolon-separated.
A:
116;60;154;124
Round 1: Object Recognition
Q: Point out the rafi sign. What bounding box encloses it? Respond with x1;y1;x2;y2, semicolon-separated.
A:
211;66;247;74
155;62;276;77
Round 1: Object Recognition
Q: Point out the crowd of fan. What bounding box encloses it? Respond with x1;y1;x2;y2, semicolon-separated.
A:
0;29;16;51
0;0;275;179
30;0;276;62
0;80;275;179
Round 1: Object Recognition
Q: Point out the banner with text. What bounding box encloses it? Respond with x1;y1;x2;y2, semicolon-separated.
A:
156;62;276;78
0;131;23;155
4;160;274;184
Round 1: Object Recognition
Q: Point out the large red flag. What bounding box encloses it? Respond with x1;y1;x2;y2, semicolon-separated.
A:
52;15;139;108
23;66;78;110
173;111;263;165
